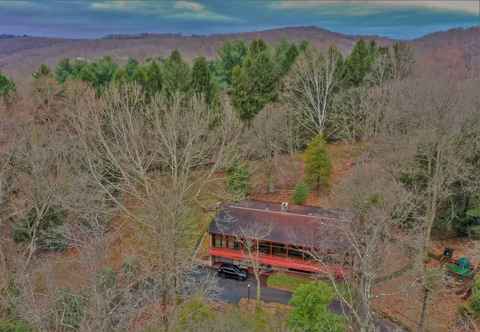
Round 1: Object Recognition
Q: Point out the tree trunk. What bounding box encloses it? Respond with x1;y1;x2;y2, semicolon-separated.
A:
255;272;261;305
0;244;7;291
267;170;274;193
418;287;430;332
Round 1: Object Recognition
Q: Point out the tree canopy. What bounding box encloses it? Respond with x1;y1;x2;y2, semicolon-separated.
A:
289;282;346;332
0;71;16;105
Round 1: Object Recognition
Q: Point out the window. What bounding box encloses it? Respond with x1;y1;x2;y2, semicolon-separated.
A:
271;243;287;257
227;236;235;249
288;246;304;260
213;234;223;248
259;241;271;255
234;239;242;250
303;252;315;261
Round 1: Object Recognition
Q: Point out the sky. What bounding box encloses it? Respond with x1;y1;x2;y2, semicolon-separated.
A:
0;0;478;39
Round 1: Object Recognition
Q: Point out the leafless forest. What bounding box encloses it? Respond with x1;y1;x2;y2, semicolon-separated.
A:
0;26;480;332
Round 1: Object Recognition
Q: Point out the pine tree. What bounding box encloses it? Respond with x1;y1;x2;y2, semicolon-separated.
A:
231;39;277;123
292;182;310;205
343;39;378;87
191;56;217;105
0;71;16;105
162;49;191;100
143;60;163;97
55;58;73;83
274;40;300;78
304;135;332;193
217;40;248;86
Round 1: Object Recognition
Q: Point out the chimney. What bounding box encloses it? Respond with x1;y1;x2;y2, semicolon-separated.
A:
281;202;289;212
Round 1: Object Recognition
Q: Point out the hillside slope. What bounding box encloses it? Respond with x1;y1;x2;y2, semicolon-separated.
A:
0;26;382;81
412;26;480;78
0;26;478;82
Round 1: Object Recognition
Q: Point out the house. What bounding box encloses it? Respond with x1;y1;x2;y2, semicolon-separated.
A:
208;200;353;276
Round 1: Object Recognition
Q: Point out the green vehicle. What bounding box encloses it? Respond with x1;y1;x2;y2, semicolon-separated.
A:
447;257;475;280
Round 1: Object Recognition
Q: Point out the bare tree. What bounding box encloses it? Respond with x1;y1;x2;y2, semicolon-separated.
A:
9;122;70;269
284;45;342;137
245;103;291;193
0;144;15;308
0;81;239;331
375;78;480;331
308;161;414;332
64;83;241;329
234;221;273;306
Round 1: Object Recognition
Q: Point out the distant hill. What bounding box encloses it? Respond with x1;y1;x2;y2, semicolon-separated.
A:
411;26;480;78
0;26;478;82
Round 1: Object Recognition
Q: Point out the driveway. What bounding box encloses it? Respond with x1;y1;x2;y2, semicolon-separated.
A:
213;275;292;304
207;268;405;332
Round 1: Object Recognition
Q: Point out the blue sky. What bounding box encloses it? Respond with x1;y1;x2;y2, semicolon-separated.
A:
0;1;478;39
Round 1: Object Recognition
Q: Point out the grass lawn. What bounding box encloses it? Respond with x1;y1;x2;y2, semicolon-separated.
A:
266;272;313;292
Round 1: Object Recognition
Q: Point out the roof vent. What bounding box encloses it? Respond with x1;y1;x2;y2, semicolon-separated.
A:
281;202;289;212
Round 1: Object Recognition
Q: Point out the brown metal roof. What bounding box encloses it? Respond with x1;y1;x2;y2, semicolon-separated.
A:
209;200;353;251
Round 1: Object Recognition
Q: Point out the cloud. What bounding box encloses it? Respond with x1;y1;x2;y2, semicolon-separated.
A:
272;1;479;15
89;0;237;22
174;1;203;12
0;0;41;9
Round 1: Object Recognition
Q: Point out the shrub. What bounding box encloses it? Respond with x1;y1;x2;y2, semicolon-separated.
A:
12;207;68;251
2;278;21;317
289;282;346;332
96;267;117;292
292;182;310;205
122;256;139;280
470;276;480;315
226;161;250;200
0;320;32;332
176;297;215;332
54;289;86;330
0;71;16;105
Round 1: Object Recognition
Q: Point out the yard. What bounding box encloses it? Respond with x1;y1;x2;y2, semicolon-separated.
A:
266;272;313;293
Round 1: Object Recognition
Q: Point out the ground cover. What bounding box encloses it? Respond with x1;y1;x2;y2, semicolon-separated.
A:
266;272;313;292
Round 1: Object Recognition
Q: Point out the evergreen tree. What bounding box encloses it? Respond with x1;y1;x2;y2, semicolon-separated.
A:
113;67;129;85
191;56;215;105
125;57;139;79
0;71;16;105
32;64;52;79
69;58;88;80
144;60;163;96
304;135;331;192
132;65;148;88
162;49;191;100
343;39;378;87
78;63;97;86
227;161;250;200
91;56;118;90
274;40;300;78
216;40;248;86
231;39;277;123
55;58;73;83
299;40;309;52
249;38;268;57
292;182;310;205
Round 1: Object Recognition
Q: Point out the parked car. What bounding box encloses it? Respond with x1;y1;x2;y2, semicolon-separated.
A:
217;263;248;281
